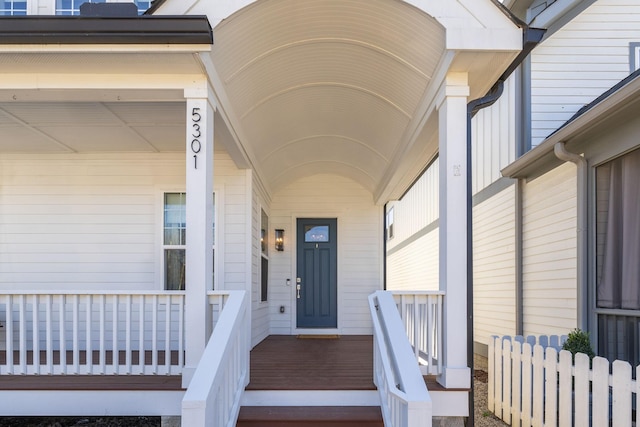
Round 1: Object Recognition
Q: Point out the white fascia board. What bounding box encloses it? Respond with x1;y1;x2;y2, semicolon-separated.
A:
446;27;522;51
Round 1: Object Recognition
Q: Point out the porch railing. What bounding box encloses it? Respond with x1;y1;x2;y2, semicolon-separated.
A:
369;291;432;427
0;291;231;376
390;291;444;375
489;334;640;427
182;290;249;427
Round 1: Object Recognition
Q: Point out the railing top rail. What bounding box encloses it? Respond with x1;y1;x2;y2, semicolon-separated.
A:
0;290;187;296
0;290;238;297
370;290;432;400
388;290;445;296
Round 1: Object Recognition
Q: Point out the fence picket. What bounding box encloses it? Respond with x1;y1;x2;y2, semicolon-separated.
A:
574;353;590;427
511;340;523;424
592;356;609;426
502;338;512;423
532;345;544;427
522;343;533;427
490;335;640;427
544;347;558;427
612;360;632;427
557;350;572;427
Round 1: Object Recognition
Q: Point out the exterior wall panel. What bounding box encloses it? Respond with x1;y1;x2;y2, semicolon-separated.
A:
269;174;382;335
530;0;640;147
473;184;517;346
522;162;577;336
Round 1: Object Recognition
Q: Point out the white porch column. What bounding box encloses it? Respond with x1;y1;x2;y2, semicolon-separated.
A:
437;73;471;390
183;87;215;387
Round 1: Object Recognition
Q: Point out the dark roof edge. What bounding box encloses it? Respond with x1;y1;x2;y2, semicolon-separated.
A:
0;15;212;45
548;67;640;138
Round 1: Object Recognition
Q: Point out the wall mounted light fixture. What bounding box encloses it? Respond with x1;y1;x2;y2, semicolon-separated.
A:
275;229;284;251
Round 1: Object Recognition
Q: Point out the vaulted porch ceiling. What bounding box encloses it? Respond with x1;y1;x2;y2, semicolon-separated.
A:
204;0;523;202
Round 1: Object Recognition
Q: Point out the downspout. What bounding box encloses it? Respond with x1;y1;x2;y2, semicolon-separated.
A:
553;142;588;331
466;25;545;427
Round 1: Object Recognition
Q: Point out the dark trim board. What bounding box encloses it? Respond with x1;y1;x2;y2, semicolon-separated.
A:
0;16;212;44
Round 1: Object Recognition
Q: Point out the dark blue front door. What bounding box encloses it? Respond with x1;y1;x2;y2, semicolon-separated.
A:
296;218;337;328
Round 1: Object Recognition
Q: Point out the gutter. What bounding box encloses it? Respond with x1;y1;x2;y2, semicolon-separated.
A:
466;24;545;427
553;143;588;331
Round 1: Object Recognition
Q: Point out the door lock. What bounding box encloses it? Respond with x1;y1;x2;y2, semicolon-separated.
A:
296;277;301;299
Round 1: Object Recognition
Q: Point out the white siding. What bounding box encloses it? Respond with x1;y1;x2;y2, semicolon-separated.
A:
269;174;382;335
473;184;517;345
0;151;248;293
530;0;640;146
387;230;439;291
385;158;439;291
251;172;270;346
471;74;517;194
522;162;577;336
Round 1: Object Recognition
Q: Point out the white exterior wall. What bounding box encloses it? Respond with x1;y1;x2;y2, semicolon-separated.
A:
471;74;517;194
522;162;578;336
386;158;439;291
251;172;270;346
530;0;640;147
269;174;382;335
0;151;248;292
473;184;517;345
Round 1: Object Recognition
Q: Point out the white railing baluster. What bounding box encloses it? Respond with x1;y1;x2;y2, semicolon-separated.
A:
112;295;119;375
18;294;26;374
72;294;79;374
86;295;93;374
151;295;158;372
99;294;106;374
6;295;14;374
125;294;132;374
178;294;184;369
59;295;66;375
138;294;145;374
45;295;53;375
32;294;40;375
164;295;171;373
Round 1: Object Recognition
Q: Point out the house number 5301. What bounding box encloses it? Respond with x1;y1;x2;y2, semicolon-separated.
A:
191;107;202;169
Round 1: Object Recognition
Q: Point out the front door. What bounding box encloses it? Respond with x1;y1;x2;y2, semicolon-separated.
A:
296;218;337;328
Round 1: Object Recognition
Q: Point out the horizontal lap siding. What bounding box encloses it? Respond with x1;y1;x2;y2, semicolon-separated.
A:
0;151;247;292
522;163;577;336
386;158;438;291
473;184;516;345
269;174;382;335
0;154;181;291
531;0;640;147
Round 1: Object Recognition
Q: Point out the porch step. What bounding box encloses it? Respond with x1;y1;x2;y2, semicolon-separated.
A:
236;406;384;427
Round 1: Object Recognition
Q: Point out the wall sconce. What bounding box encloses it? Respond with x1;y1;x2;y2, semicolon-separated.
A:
275;229;284;251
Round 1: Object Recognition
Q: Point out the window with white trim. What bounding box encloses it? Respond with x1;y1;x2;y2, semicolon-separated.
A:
260;209;269;302
630;42;640;73
163;192;215;290
55;0;150;15
0;1;27;15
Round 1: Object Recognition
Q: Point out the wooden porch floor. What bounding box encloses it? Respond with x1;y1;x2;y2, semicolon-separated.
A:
246;335;375;390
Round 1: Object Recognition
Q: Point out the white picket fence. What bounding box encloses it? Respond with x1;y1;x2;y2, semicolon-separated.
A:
488;335;640;427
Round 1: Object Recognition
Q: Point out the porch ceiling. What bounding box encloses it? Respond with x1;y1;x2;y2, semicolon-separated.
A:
208;0;446;198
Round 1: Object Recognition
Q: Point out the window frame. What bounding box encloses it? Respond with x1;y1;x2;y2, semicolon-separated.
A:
159;189;217;291
260;207;269;303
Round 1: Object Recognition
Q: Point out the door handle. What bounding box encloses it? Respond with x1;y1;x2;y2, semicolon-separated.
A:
296;277;301;299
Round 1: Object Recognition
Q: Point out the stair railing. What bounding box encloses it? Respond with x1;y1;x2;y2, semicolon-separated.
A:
182;290;250;427
369;290;432;427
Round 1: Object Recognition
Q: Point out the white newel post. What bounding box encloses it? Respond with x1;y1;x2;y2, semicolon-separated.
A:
183;88;215;387
437;73;471;390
